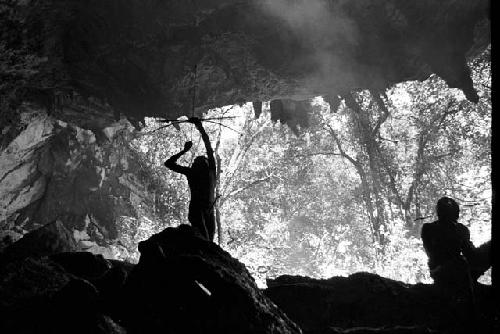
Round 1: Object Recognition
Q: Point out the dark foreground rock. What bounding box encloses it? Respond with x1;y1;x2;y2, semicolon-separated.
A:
265;274;499;334
0;256;127;334
1;223;497;333
0;224;301;334
121;224;301;334
306;326;436;334
0;222;131;333
0;220;77;268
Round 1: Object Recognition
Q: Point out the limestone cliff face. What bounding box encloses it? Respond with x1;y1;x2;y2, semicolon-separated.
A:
0;104;169;260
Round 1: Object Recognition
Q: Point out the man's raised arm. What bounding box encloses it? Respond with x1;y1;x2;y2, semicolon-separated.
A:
192;118;216;170
164;141;192;175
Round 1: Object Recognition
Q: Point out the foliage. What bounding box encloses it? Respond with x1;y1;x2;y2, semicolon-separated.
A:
124;50;490;287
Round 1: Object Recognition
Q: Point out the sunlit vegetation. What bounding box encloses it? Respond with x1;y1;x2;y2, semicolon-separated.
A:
120;50;491;287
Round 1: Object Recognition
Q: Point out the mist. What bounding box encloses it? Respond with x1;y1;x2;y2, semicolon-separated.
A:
258;0;361;92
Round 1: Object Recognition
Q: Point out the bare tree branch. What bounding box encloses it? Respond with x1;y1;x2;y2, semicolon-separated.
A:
292;151;342;158
379;136;398;144
221;121;265;194
214;124;223;244
371;92;390;136
325;124;359;166
224;176;271;199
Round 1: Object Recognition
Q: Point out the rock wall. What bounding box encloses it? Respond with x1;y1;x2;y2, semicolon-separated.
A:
0;0;490;132
0;106;53;225
0;104;170;261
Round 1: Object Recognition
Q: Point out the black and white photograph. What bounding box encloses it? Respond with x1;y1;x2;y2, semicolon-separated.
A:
0;1;494;333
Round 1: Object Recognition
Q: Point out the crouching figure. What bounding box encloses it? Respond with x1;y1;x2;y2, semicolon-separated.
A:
421;197;491;289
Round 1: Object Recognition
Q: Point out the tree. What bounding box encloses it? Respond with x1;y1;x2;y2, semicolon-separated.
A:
125;49;490;285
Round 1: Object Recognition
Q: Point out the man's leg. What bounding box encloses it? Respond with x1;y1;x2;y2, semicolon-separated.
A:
188;207;209;240
204;210;216;242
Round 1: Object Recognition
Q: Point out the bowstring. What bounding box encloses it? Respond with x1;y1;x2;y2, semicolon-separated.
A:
190;64;197;144
189;64;197;163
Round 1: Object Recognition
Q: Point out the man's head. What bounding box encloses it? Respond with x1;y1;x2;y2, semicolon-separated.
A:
436;197;460;222
192;156;209;171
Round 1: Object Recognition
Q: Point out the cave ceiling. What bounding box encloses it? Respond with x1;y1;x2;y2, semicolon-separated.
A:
2;0;491;130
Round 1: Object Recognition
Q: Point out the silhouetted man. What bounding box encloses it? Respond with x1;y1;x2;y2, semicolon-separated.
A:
164;118;216;241
421;197;491;289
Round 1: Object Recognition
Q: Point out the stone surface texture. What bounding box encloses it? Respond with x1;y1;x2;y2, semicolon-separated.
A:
0;107;169;260
1;224;496;333
265;274;497;333
0;224;303;334
0;0;491;131
122;224;302;333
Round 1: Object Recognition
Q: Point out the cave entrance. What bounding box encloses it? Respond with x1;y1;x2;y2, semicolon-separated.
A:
128;57;491;287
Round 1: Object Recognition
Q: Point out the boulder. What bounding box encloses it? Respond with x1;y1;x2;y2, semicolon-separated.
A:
0;220;77;267
1;224;496;334
305;326;435;334
50;251;134;320
265;273;498;334
121;224;302;334
0;254;128;334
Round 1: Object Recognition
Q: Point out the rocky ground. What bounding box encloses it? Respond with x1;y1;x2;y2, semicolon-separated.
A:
0;222;497;334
